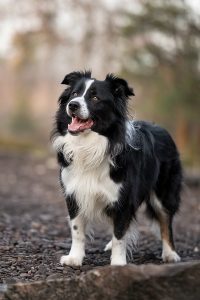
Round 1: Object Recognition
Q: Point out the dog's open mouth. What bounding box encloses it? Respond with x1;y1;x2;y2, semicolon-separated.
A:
68;116;94;133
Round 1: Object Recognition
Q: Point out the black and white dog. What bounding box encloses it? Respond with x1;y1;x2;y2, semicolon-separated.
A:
52;70;182;266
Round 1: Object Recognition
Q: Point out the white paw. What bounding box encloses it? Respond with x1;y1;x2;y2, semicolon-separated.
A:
111;256;127;266
104;240;112;251
162;251;181;263
60;255;83;266
111;259;127;266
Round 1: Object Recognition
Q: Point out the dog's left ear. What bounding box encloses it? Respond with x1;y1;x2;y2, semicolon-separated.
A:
106;74;135;97
61;70;91;86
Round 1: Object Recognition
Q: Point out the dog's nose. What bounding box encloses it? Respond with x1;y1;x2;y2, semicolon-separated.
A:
69;101;80;112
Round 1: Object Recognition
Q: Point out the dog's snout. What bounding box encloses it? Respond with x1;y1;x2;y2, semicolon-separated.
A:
69;101;80;112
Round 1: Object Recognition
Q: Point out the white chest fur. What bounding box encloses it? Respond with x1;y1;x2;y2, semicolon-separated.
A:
53;131;121;220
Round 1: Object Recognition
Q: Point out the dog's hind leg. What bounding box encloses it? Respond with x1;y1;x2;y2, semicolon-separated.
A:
146;158;182;263
148;196;181;263
160;217;181;263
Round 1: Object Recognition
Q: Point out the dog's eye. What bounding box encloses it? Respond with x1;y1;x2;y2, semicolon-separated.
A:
72;92;78;97
92;96;98;101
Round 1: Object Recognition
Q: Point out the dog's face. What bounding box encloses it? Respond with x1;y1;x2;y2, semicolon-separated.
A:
57;71;134;136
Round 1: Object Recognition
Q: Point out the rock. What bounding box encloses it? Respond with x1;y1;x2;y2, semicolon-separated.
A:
46;274;61;280
39;214;52;222
38;264;47;275
4;278;18;284
75;270;81;275
0;262;12;267
62;266;74;275
81;265;92;272
19;273;28;278
31;222;41;229
1;261;200;300
55;266;64;271
55;242;69;249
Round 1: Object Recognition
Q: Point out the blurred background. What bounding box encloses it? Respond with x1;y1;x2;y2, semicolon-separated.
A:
0;0;200;167
0;1;200;284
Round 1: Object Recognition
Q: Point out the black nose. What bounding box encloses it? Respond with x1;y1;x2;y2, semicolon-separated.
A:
69;101;80;112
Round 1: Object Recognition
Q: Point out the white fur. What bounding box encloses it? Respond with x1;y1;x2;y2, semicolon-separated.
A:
162;240;181;263
150;195;164;214
60;215;86;266
126;120;136;143
125;120;141;150
150;220;161;240
54;130;123;266
149;196;164;239
125;220;139;260
104;240;112;251
53;131;140;266
67;79;94;119
54;131;122;221
105;220;138;262
111;236;127;265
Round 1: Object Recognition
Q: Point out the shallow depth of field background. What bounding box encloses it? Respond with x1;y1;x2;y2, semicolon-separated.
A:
0;0;200;167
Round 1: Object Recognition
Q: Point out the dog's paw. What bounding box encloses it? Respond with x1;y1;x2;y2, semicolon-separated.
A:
162;251;181;263
104;240;112;251
111;258;127;266
60;255;83;266
111;253;127;265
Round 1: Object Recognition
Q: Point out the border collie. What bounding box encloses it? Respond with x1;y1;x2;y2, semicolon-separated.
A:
52;70;182;266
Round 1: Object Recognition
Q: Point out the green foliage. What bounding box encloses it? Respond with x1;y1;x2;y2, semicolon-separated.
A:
120;0;200;165
10;97;36;134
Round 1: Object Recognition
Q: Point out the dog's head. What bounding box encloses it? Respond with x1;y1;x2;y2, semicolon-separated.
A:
56;71;134;136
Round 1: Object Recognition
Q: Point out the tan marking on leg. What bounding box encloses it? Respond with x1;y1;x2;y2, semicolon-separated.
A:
150;196;180;263
158;212;180;263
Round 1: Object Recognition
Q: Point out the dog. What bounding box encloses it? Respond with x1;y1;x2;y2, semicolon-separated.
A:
52;70;182;266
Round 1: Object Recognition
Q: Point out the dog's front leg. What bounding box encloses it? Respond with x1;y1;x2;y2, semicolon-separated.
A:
60;214;86;266
111;235;127;266
108;201;134;266
110;211;132;266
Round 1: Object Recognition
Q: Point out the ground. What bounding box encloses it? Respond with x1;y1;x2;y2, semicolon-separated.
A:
0;151;199;284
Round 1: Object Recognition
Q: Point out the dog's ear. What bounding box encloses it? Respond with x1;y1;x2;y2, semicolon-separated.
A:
105;74;134;97
61;70;92;86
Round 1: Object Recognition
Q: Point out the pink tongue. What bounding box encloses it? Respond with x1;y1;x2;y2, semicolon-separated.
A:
68;117;93;132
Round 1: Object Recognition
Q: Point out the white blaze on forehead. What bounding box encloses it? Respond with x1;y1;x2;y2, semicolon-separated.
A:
67;79;94;119
82;79;94;96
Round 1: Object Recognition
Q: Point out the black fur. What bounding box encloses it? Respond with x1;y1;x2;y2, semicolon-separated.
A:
107;120;182;245
65;194;79;220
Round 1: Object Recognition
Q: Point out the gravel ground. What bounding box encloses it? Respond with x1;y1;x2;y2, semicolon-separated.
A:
0;151;199;284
